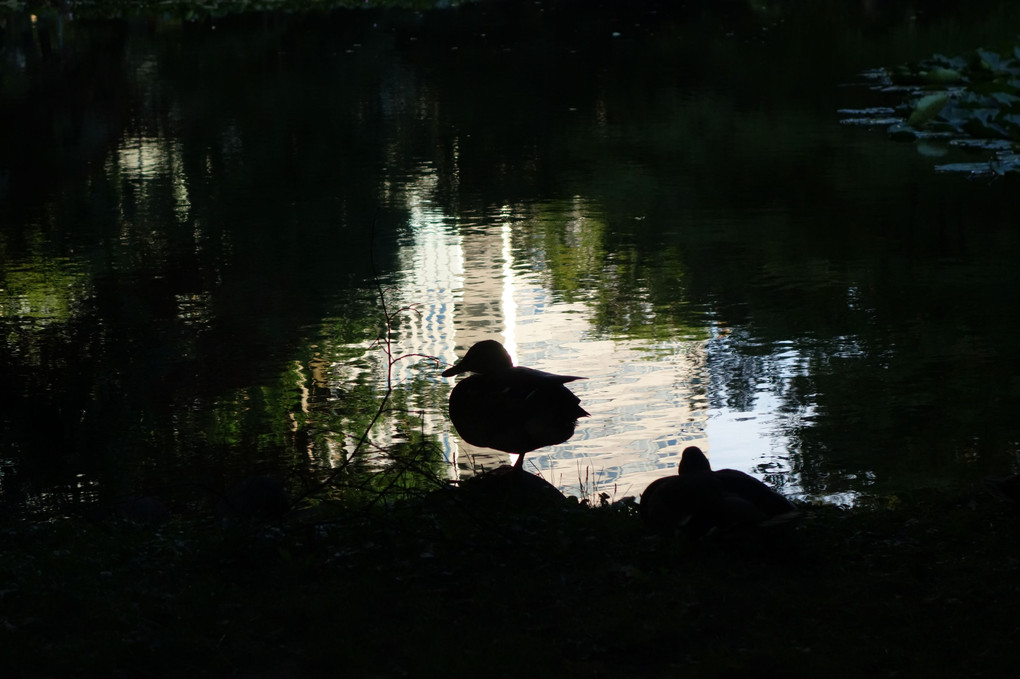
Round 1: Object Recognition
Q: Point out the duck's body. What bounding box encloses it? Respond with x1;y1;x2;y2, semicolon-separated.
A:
441;340;589;469
641;445;800;537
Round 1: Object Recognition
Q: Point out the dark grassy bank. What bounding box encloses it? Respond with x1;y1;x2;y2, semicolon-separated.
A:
2;484;1019;678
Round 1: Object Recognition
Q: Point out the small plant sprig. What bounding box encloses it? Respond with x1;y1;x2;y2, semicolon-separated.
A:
574;459;612;507
302;219;446;506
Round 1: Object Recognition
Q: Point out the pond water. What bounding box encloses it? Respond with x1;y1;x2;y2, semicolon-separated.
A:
2;1;1020;515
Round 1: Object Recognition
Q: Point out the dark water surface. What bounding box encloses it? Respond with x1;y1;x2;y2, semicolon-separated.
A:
2;1;1019;514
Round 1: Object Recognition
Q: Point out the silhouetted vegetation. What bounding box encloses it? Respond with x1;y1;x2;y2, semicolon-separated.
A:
3;485;1020;676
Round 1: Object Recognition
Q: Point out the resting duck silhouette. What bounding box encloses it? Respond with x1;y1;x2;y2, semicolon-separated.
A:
441;340;589;470
641;445;801;538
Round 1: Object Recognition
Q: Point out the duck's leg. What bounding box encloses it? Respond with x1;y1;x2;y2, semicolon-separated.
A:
512;453;526;470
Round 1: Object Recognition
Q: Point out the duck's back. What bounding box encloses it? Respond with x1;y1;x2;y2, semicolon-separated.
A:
711;469;799;517
641;471;763;536
642;461;801;537
447;367;588;454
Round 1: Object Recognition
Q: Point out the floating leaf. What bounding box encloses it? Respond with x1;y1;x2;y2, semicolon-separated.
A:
921;67;963;85
976;48;1005;73
933;161;999;175
836;107;897;116
907;92;950;127
949;138;1015;151
844;41;1020;176
1000;113;1020;139
990;91;1020;107
837;107;901;127
935;151;1020;176
887;123;918;141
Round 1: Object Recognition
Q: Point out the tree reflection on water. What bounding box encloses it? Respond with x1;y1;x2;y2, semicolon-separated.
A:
2;1;1019;516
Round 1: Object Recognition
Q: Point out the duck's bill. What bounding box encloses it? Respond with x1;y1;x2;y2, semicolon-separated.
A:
441;363;468;377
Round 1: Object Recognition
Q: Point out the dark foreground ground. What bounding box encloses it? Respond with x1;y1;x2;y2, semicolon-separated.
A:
2;483;1019;678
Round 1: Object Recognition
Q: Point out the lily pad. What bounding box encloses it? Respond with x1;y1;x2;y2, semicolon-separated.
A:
887;123;919;141
933;161;1000;175
836;107;897;116
843;41;1020;177
838;108;902;127
921;67;964;85
907;92;950;127
934;151;1020;177
949;138;1015;151
840;116;902;127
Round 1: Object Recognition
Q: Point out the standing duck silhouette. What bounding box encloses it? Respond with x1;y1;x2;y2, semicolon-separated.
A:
441;340;589;470
641;445;801;537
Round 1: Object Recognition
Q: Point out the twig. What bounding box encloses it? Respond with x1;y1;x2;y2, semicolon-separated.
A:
301;213;445;504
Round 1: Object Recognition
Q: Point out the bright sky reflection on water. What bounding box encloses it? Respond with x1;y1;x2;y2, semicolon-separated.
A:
374;173;828;504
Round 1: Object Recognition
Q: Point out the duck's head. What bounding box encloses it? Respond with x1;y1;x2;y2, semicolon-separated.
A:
678;446;712;475
441;340;514;377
